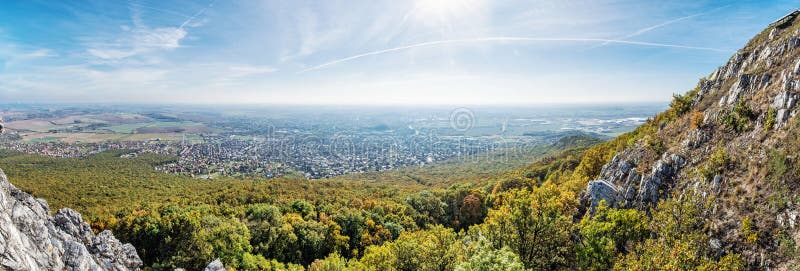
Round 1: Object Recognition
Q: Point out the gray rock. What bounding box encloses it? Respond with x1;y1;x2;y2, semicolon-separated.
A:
709;238;724;257
711;175;723;194
637;154;685;209
777;108;789;127
684;130;710;149
773;90;791;108
721;74;753;105
585;180;621;211
794;58;800;74
0;168;142;271
204;259;225;271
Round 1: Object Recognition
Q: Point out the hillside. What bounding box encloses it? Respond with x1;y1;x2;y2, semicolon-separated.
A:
582;9;800;269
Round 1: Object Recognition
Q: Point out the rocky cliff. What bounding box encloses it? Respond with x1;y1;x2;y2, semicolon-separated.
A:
583;9;800;269
0;169;142;270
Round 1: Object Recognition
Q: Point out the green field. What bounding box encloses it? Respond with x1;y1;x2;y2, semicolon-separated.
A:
27;136;60;143
103;121;202;133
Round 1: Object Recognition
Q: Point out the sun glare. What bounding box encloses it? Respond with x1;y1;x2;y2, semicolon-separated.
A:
412;0;482;28
415;0;461;15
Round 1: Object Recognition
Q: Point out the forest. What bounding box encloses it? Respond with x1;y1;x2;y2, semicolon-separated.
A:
0;102;749;270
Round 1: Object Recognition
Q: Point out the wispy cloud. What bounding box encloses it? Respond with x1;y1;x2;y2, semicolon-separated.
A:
85;0;215;61
86;28;186;60
178;0;216;31
0;43;55;70
300;36;734;73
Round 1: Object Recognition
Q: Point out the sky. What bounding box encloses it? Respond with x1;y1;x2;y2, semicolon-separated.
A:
0;0;797;105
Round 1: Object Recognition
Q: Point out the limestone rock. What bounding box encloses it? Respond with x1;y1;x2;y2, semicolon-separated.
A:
204;259;225;271
0;168;142;271
585;180;621;211
637;154;684;208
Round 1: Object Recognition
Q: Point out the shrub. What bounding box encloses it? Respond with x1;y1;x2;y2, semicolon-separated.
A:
698;148;728;180
690;111;705;129
765;108;777;131
669;91;696;119
644;136;665;155
721;99;753;132
456;244;525;271
575;203;649;271
740;217;758;245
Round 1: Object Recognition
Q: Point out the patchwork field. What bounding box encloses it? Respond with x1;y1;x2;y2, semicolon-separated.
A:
20;132;183;143
6;112;208;143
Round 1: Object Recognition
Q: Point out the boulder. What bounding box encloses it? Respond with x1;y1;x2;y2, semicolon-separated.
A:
204;259;225;271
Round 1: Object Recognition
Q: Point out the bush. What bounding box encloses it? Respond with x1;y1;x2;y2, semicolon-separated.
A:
669;91;696;119
721;99;753;132
690;111;705;129
765;108;777;131
614;195;746;271
644;136;665;155
740;217;758;245
698;148;728;180
575;203;649;271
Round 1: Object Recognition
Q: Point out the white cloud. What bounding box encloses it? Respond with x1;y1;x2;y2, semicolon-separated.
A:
86;27;187;60
83;1;200;61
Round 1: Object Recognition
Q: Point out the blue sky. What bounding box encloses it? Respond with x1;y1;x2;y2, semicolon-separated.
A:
0;0;797;105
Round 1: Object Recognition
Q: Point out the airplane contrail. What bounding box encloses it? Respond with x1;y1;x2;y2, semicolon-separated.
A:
178;0;216;31
595;6;729;48
298;37;734;73
128;2;192;19
594;13;704;48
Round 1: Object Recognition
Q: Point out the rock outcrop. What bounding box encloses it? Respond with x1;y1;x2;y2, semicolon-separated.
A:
584;152;684;211
0;169;142;271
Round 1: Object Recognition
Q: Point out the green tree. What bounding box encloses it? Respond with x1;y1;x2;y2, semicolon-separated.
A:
391;225;462;271
358;244;397;271
240;253;305;271
479;184;576;270
575;202;648;271
455;241;525;271
614;196;746;271
246;204;290;258
406;190;447;227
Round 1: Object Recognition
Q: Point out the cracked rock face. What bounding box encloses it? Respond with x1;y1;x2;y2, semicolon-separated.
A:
0;168;142;271
584;153;685;212
585;180;621;211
